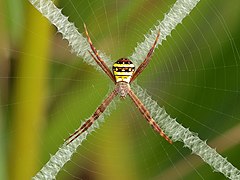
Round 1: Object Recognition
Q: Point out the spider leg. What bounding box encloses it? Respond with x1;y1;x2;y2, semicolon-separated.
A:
88;50;108;73
84;24;115;82
130;30;160;83
66;89;117;145
128;89;172;144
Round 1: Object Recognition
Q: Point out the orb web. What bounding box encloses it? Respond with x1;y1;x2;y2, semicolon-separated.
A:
2;0;240;179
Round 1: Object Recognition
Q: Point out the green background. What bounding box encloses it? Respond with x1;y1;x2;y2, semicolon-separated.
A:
0;0;240;179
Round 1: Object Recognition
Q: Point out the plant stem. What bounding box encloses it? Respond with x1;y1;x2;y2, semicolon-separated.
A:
9;3;51;179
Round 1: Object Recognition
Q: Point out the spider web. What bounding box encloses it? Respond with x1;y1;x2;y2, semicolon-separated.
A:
1;0;240;179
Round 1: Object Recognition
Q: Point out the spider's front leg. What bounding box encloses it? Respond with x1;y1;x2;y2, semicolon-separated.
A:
84;24;115;82
130;30;160;83
66;89;117;145
128;89;172;144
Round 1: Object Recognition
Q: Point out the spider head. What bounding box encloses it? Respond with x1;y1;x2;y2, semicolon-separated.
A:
112;58;135;83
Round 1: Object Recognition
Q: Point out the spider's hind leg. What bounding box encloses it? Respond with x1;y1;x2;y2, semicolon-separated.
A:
65;89;117;145
66;118;94;145
128;89;172;144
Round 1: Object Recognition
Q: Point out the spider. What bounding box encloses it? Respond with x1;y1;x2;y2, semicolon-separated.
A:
66;24;172;145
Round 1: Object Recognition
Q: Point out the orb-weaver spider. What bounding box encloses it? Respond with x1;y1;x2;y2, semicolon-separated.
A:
66;24;172;144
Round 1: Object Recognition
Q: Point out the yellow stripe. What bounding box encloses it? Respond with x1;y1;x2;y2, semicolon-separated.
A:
113;64;135;68
115;76;131;83
114;72;133;75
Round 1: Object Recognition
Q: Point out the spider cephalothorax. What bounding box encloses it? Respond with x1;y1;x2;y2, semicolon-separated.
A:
66;24;172;145
115;81;130;98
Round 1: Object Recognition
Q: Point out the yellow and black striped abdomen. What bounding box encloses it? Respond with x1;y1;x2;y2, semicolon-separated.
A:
112;58;135;83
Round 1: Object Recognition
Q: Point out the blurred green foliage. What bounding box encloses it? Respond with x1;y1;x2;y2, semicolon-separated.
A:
0;0;240;179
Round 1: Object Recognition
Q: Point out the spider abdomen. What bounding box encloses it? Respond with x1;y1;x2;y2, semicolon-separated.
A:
112;58;135;83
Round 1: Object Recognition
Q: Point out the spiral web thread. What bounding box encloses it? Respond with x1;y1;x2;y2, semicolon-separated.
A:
130;0;200;67
132;84;240;180
29;0;112;71
28;0;240;179
33;94;117;180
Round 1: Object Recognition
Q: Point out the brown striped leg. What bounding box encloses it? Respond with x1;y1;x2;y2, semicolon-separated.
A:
130;30;160;83
128;89;172;144
66;89;117;145
84;24;115;82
